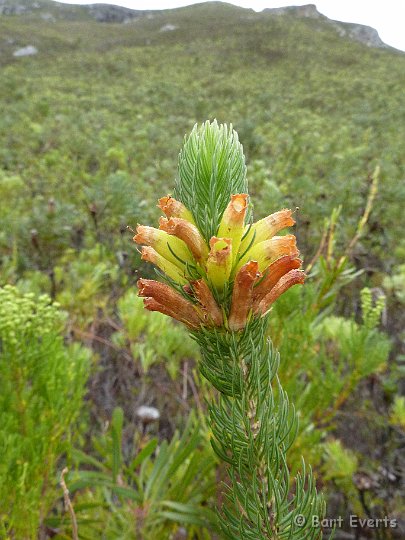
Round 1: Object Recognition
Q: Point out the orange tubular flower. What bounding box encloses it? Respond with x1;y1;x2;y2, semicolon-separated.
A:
158;195;196;224
218;194;248;262
135;190;303;333
192;279;223;326
138;278;202;328
142;298;199;328
159;217;208;263
237;234;299;272
206;237;233;290
254;269;306;316
134;225;193;266
240;209;295;253
253;255;302;304
140;246;187;284
229;261;261;331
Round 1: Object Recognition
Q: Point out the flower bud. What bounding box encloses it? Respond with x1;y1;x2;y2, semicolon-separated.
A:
240;209;295;254
159;217;208;263
141;246;187;284
138;278;202;327
237;235;299;272
253;255;302;304
134;225;193;266
142;297;200;328
206;237;233;290
254;269;305;315
192;279;223;326
158;195;195;224
229;261;261;331
218;194;248;262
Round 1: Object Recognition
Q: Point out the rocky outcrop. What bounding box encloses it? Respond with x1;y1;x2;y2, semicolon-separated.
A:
0;0;41;15
264;4;323;19
334;22;386;48
0;0;150;23
264;3;388;49
87;4;144;23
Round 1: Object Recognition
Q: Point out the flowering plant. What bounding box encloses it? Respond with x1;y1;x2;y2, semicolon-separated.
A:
136;193;303;331
134;121;325;539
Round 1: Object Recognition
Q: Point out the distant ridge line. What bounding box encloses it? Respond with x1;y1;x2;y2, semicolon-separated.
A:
0;0;398;50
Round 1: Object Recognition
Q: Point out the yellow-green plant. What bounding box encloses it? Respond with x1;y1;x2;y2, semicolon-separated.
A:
69;409;218;539
112;290;199;378
134;121;325;539
390;396;405;429
0;285;91;539
54;245;118;327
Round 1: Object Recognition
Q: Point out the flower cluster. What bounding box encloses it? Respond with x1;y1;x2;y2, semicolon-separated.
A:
134;194;304;331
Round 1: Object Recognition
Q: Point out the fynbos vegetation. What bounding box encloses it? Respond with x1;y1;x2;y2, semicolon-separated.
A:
0;2;404;539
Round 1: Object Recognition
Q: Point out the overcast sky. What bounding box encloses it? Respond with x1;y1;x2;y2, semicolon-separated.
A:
59;0;405;51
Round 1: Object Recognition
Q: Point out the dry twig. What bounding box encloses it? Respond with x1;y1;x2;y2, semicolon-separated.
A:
60;467;79;540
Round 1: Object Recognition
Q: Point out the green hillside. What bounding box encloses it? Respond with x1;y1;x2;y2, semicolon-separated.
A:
2;1;404;259
1;2;404;538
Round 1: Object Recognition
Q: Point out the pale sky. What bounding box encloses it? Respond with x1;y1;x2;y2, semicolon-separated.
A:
58;0;405;51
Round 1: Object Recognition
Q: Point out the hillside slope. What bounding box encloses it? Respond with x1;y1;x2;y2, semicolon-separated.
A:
1;1;404;279
0;1;399;59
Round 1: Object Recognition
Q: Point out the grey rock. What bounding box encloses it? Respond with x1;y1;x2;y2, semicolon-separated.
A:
40;12;55;22
159;23;178;32
13;45;38;57
87;4;143;23
344;23;386;48
264;4;322;19
136;405;160;423
263;3;388;49
0;0;43;15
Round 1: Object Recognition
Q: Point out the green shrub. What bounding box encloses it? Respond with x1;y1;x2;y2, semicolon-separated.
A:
54;245;119;327
0;285;91;539
68;409;218;539
113;290;200;378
